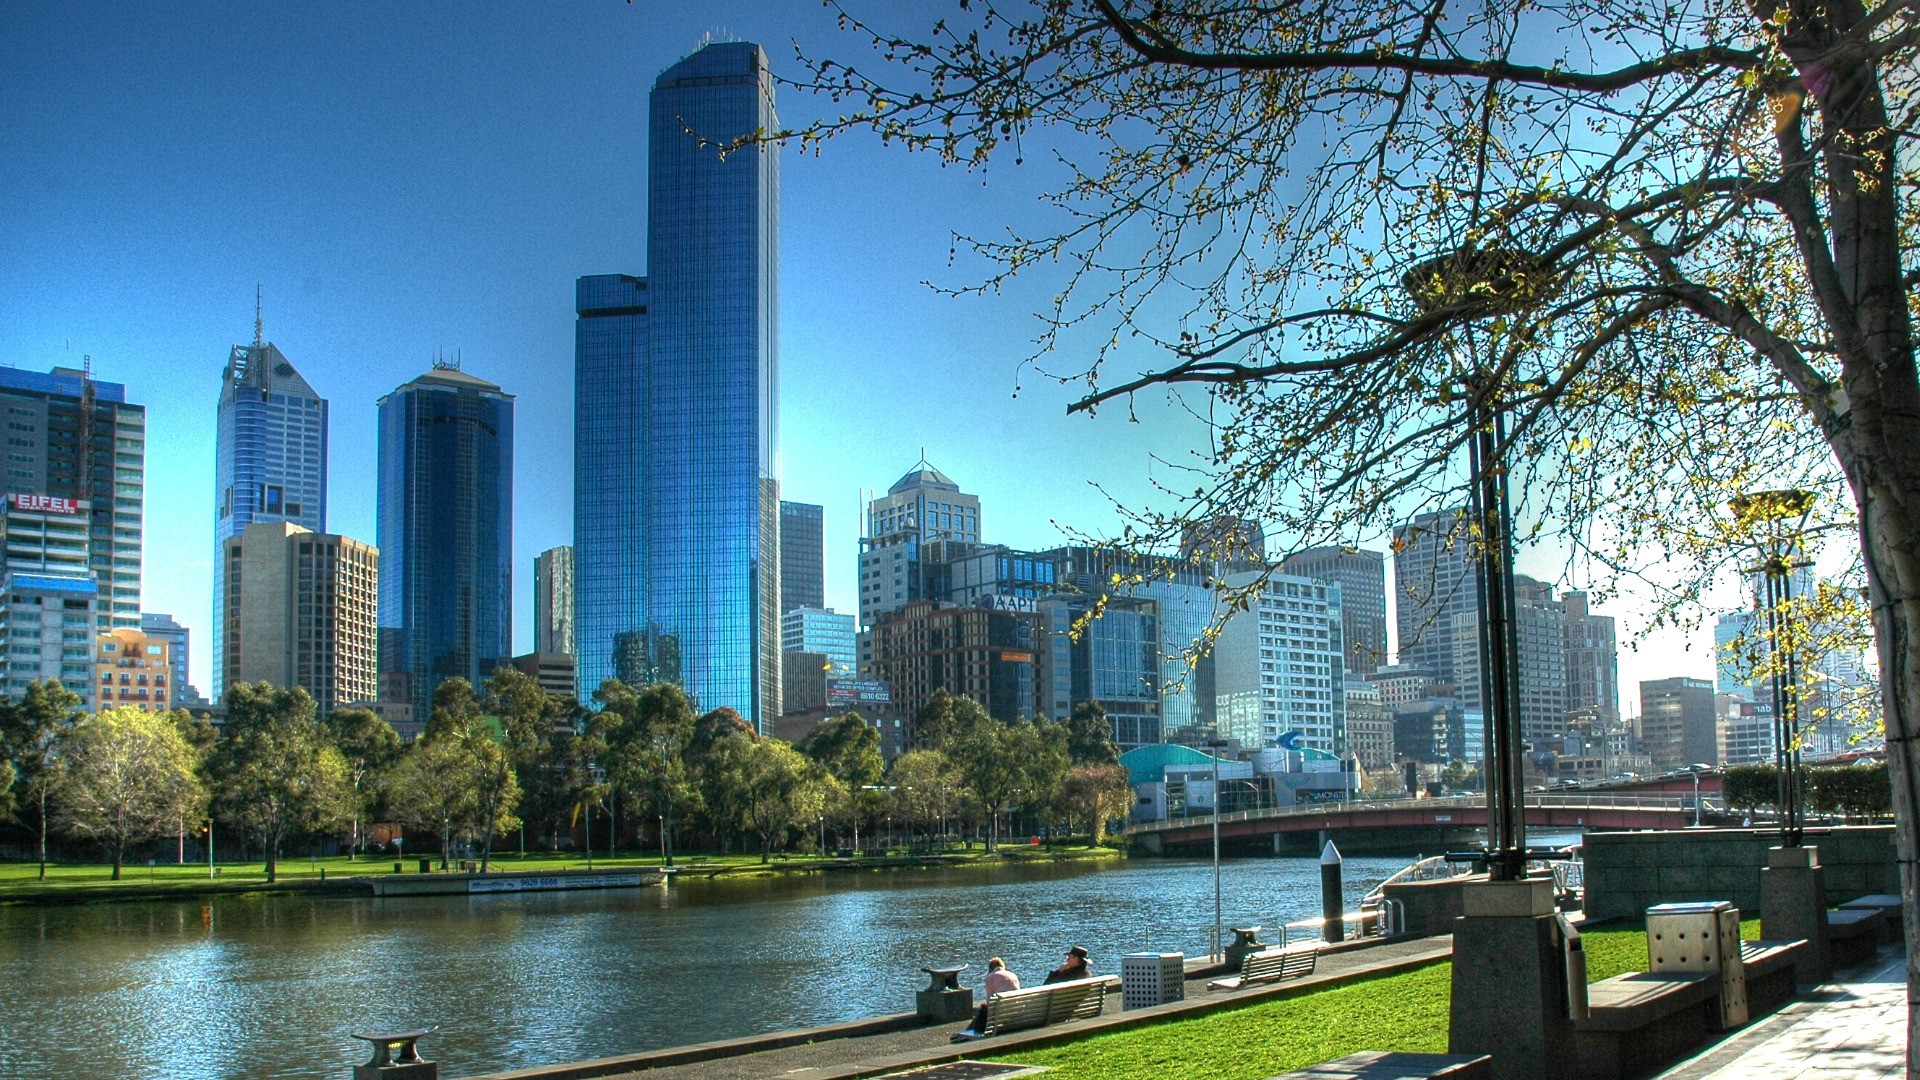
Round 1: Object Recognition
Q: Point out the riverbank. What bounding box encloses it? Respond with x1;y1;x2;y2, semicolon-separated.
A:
0;843;1124;904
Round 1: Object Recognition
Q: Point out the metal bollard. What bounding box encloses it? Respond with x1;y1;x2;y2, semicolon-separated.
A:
351;1027;436;1079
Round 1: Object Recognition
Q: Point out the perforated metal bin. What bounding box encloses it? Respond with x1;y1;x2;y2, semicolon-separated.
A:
1646;900;1747;1028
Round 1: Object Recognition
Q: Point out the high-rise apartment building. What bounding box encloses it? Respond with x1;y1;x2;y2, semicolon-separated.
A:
0;366;143;633
1449;575;1570;747
224;521;378;716
94;627;171;712
870;598;1039;725
573;41;782;727
1563;591;1619;718
858;462;984;667
1392;508;1477;688
140;613;194;704
1212;570;1347;754
377;364;513;719
0;494;98;704
212;331;328;700
1282;546;1388;675
534;545;575;659
780;501;824;614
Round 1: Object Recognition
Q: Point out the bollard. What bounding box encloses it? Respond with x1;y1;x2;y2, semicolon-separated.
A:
1320;839;1344;944
351;1027;436;1079
915;965;974;1022
394;861;403;874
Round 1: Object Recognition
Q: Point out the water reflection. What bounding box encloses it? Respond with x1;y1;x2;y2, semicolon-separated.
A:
0;853;1418;1078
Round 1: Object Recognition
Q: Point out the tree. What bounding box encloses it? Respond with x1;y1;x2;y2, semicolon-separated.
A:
706;732;835;863
1058;761;1136;845
486;665;576;855
799;712;887;848
208;683;351;882
912;689;992;754
0;681;84;879
389;737;478;869
598;680;699;862
889;749;966;850
325;707;402;860
1065;702;1120;765
796;3;1920;1052
55;707;205;879
416;677;521;870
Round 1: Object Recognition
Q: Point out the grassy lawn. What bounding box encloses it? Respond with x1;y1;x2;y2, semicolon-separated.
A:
990;919;1762;1080
0;843;1118;898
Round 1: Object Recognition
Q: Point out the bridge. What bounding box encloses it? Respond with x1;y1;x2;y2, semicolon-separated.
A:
1123;793;1696;855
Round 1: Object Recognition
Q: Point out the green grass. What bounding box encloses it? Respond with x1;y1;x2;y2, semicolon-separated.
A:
988;919;1763;1080
0;843;1119;899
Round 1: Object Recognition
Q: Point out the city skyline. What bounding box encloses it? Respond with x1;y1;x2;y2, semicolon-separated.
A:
2;4;1772;703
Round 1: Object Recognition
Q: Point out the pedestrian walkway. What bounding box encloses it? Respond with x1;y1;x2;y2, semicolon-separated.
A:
467;935;1453;1080
1656;950;1906;1080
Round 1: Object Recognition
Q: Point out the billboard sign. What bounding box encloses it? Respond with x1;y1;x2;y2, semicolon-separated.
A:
8;494;79;516
826;679;892;706
977;594;1040;614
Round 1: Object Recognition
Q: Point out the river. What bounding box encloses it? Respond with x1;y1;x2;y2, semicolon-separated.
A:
0;852;1429;1078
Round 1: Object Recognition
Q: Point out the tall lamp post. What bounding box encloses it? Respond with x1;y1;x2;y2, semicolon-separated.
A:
1731;489;1816;847
1205;735;1231;961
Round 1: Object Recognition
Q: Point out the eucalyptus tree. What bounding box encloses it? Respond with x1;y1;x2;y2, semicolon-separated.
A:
0;681;84;879
325;707;402;860
55;707;205;879
793;0;1920;1048
210;683;351;881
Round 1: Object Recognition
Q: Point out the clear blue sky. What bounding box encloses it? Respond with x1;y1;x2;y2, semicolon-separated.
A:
0;1;1722;701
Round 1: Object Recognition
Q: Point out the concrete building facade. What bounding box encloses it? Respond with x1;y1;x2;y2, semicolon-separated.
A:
1281;546;1388;676
0;493;98;704
225;521;378;717
1212;570;1347;755
534;545;575;659
94;627;171;712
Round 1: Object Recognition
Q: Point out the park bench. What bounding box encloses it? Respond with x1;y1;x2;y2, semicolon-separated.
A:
1739;939;1807;1016
1269;1051;1491;1079
1824;907;1885;970
1208;942;1320;991
950;974;1117;1039
1571;971;1719;1080
1839;894;1903;946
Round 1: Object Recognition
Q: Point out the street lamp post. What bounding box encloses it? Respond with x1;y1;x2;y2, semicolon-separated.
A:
1205;736;1231;961
1732;489;1815;848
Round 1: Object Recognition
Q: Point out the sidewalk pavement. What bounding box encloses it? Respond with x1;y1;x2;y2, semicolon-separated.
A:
1656;949;1907;1080
468;934;1454;1080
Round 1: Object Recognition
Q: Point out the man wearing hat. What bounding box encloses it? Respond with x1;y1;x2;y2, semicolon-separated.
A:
1042;945;1091;984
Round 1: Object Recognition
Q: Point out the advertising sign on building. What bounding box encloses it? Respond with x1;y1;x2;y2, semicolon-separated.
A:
826;679;892;706
977;594;1040;614
8;494;79;515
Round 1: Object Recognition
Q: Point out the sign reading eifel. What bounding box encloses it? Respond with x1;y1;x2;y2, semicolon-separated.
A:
8;494;80;515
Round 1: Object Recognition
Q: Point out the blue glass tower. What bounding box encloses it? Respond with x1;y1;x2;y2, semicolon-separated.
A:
377;364;513;719
213;332;328;700
574;40;781;727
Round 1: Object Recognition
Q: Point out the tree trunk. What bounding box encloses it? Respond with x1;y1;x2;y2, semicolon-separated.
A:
264;831;277;884
111;843;122;881
37;789;48;881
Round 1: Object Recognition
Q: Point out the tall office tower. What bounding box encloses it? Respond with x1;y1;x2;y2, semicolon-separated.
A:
1563;591;1619;717
1282;546;1388;675
1639;676;1719;771
140;613;193;704
0;366;144;633
1211;571;1347;753
573;41;782;727
93;627;172;712
223;521;378;717
534;545;575;658
857;461;984;673
377;364;513;719
0;494;99;704
1392;508;1478;688
212;329;328;700
779;501;824;613
1448;575;1570;747
781;606;856;673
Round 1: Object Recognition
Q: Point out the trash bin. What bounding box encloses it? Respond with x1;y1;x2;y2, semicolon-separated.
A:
418;857;432;874
1646;900;1747;1028
1122;952;1186;1009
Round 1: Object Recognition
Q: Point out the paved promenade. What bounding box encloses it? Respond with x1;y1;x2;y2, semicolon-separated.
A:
1658;949;1907;1080
470;935;1453;1080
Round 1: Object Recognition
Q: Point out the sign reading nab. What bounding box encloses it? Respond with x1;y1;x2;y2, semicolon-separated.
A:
8;494;79;516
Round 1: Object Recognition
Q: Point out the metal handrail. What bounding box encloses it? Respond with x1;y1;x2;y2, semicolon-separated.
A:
1128;792;1689;834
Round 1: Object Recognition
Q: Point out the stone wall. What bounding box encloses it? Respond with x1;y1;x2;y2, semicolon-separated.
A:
1582;826;1895;920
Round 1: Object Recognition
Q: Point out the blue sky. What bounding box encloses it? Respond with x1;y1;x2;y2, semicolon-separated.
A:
0;1;1722;700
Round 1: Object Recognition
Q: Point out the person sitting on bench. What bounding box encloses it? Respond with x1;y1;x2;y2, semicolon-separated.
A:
1043;945;1091;984
962;957;1020;1036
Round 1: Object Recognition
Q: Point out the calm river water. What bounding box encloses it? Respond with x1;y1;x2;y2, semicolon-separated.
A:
0;853;1425;1078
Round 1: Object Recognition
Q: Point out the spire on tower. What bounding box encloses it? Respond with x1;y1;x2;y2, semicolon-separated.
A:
254;283;264;347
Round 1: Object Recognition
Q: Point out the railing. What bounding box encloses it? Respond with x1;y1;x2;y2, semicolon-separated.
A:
1127;792;1690;835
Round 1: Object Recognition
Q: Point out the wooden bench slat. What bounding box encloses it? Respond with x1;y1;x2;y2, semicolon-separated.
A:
979;975;1115;1036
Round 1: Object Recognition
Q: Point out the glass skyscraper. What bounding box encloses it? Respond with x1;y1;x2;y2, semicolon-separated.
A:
377;364;513;719
213;333;328;699
574;40;781;726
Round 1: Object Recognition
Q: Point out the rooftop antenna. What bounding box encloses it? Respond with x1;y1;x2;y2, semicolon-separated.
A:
253;283;264;347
